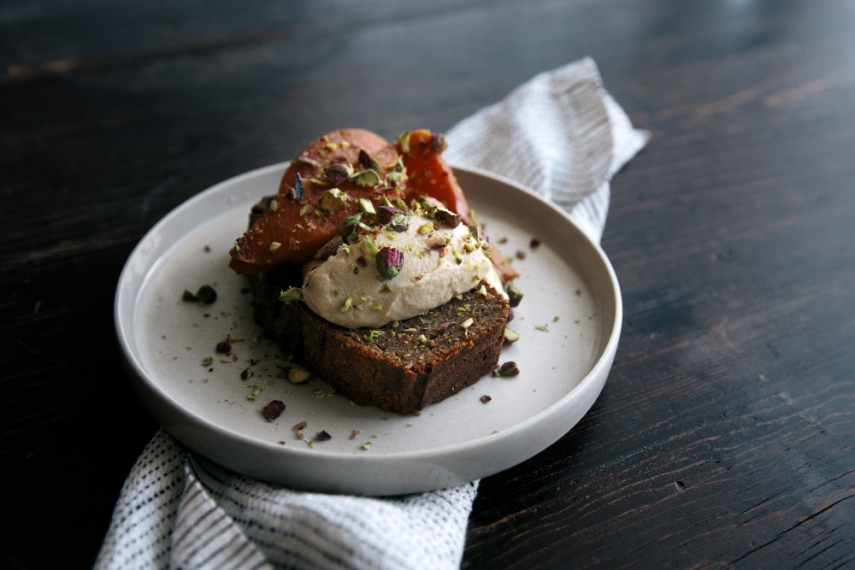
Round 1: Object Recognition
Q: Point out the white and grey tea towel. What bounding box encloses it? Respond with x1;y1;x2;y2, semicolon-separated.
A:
95;57;648;570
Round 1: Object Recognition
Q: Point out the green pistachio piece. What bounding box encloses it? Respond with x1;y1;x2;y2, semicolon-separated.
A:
278;287;302;304
358;197;377;214
396;131;411;155
503;327;520;344
361;235;379;259
288;367;312;384
320;188;348;212
506;283;524;307
353;169;381;188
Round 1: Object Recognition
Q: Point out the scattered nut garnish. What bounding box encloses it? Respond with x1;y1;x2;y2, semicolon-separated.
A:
288;367;312;384
182;285;217;305
201;356;213;366
279;287;302;304
293;421;307;431
240;367;253;380
492;361;520;377
314;430;332;442
503;327;520;344
376;247;404;279
506;283;524;307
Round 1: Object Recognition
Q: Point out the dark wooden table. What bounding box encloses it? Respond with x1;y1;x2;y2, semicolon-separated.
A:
3;1;855;567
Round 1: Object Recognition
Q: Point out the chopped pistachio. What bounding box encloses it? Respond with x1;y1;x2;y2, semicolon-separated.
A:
341;297;353;312
503;327;520;344
493;361;521;377
381;283;392;293
201;356;213;366
361;235;379;259
372;303;383;311
320;188;348;212
295;156;322;168
233;241;241;252
288;367;312;384
506;283;524;307
376;247;404;279
361;442;372;451
386;171;403;184
353;169;381;187
279;287;302;304
358;197;376;214
396;131;411;155
460;318;474;330
269;242;281;252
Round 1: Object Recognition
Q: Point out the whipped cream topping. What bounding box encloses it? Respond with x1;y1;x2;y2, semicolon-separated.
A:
301;214;504;328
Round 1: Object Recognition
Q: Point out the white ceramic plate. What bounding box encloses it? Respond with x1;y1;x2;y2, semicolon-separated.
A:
115;163;621;496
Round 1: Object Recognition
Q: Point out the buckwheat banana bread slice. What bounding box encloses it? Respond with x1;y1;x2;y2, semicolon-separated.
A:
248;264;509;414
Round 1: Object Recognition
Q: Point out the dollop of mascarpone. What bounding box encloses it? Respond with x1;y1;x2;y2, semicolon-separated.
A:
301;215;504;328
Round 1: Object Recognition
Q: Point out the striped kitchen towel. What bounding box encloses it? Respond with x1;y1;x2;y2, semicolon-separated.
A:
95;57;647;570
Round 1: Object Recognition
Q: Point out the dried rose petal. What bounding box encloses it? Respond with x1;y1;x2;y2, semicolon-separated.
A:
480;395;492;404
262;400;286;422
530;237;541;248
376;247;404;279
215;342;231;354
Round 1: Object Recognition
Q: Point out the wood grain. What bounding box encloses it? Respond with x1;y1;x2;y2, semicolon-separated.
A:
2;0;855;567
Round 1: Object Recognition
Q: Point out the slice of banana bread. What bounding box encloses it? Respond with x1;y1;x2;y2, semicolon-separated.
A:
248;265;509;414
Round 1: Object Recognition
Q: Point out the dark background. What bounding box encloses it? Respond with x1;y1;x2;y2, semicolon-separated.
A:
3;0;855;567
